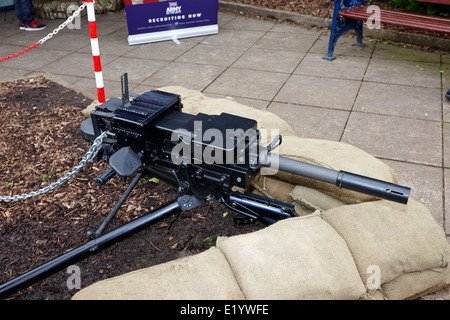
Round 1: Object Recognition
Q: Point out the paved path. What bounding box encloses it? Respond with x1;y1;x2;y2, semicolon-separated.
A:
0;8;449;244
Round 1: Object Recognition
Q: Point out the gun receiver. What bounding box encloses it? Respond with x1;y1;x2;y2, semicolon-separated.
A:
0;74;410;299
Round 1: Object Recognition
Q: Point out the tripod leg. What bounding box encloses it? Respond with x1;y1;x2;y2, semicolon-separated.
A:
92;171;143;238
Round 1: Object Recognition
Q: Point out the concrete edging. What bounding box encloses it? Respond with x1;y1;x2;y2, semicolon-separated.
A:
218;0;450;51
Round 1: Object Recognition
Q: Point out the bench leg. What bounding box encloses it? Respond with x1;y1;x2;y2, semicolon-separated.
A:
323;4;342;61
324;33;338;61
323;17;365;61
352;20;366;47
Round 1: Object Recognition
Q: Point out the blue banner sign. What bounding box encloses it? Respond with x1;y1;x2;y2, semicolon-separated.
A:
125;0;218;45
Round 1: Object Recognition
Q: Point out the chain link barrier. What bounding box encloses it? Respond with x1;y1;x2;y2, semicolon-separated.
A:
0;131;108;202
0;2;87;63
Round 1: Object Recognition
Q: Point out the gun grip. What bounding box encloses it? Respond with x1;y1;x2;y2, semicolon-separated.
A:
96;168;117;186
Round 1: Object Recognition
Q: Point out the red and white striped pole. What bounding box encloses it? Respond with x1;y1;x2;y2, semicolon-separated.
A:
86;0;106;104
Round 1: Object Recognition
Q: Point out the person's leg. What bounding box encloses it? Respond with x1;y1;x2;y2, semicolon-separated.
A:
14;0;46;30
14;0;35;24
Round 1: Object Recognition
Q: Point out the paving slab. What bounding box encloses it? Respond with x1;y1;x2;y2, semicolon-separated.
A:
204;67;289;100
7;28;90;52
231;47;304;73
274;74;361;110
294;53;370;81
217;10;238;27
365;58;441;88
77;35;137;57
254;31;319;52
443;53;450;65
445;169;450;233
142;61;226;91
354;82;442;121
444;123;450;169
385;159;444;228
266;102;349;141
0;45;66;71
93;12;129;37
176;43;248;67
442;65;450;122
342;112;442;166
207;93;271;109
200;28;265;48
372;42;442;63
123;39;199;62
0;67;30;82
0;23;22;41
309;34;375;58
270;22;323;36
221;14;275;32
42;52;116;78
101;56;168;84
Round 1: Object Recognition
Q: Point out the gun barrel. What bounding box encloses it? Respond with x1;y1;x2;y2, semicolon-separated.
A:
266;155;410;204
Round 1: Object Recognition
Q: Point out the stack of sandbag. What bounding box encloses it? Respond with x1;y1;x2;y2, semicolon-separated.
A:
74;87;450;300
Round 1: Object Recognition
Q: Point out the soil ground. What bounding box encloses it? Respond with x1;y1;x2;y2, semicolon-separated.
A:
0;77;263;300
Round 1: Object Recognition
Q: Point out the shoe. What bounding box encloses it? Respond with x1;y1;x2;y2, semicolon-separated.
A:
19;19;47;31
446;89;450;101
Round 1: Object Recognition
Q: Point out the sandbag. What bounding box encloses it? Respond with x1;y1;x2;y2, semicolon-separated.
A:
290;185;346;216
251;174;296;204
216;213;366;300
321;199;450;300
72;247;245;300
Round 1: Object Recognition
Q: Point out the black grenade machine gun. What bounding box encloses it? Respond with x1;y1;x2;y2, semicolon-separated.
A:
0;74;411;298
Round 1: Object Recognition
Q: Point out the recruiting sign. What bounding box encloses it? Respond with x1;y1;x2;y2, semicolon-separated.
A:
124;0;218;45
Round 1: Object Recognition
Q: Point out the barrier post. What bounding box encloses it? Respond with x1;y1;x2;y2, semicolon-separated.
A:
86;0;106;104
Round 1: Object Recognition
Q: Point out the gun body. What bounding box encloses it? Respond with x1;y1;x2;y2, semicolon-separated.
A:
90;87;409;205
91;89;262;198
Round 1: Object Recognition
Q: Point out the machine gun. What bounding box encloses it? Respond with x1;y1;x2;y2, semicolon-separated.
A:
0;74;410;299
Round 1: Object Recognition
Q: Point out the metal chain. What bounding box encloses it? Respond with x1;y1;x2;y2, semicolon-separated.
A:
38;2;88;45
0;131;109;203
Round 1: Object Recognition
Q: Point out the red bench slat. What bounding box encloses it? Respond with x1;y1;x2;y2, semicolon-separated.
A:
339;6;450;34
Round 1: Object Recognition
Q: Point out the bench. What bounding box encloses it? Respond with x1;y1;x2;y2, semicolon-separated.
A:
323;0;450;60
